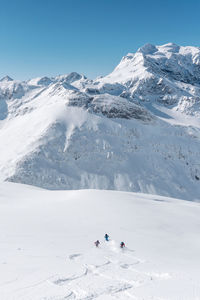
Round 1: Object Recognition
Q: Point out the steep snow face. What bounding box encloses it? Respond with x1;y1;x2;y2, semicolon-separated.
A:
1;44;200;200
1;182;200;300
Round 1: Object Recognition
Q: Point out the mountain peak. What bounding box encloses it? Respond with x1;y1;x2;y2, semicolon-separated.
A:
56;72;85;84
158;42;180;53
138;43;157;55
0;75;13;82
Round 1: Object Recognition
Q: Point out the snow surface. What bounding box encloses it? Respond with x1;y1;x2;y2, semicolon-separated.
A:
1;43;200;200
1;182;200;300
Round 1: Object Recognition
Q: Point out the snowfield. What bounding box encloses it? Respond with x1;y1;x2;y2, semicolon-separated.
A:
1;182;200;300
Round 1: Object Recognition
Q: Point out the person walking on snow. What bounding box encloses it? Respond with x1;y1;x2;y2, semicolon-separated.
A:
120;242;125;248
95;240;100;247
104;233;109;241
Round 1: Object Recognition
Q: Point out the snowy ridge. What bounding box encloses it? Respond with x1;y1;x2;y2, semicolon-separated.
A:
1;43;200;199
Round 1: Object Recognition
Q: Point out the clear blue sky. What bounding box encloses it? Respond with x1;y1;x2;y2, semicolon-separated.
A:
0;0;200;80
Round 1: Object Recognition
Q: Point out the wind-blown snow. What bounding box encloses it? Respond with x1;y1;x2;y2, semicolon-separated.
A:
1;43;200;200
0;182;200;300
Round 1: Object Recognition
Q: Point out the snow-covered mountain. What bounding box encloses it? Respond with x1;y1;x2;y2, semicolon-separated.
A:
1;43;200;200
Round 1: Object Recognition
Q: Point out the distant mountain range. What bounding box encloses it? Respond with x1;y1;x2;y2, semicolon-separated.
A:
1;43;200;200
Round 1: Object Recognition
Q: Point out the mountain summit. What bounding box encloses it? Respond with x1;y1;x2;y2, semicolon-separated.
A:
1;43;200;200
0;75;13;82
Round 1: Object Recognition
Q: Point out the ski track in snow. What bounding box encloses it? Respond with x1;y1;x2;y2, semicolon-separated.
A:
1;241;196;300
2;241;171;300
22;241;171;300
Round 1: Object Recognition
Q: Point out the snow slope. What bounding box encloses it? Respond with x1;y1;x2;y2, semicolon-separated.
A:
1;43;200;200
0;182;200;300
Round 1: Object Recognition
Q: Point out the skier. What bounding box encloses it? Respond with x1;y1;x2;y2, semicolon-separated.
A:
94;240;100;247
104;233;109;241
120;241;125;248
